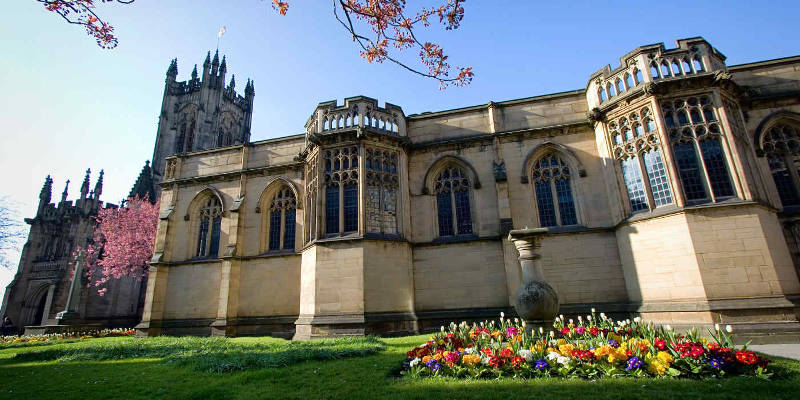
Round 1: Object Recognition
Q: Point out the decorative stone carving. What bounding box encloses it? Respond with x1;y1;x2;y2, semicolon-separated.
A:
587;107;606;124
643;82;661;95
508;228;559;332
493;160;507;182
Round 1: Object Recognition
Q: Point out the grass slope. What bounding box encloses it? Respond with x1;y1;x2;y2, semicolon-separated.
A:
1;335;799;400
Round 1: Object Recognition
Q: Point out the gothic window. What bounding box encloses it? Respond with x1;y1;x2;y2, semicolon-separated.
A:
635;69;643;84
662;96;735;203
761;123;800;207
267;187;297;251
434;166;473;236
176;123;186;153
609;106;674;213
693;57;705;72
185;118;196;152
531;153;578;227
366;148;399;235
625;73;634;89
650;63;661;80
195;195;222;258
304;152;318;244
323;146;359;236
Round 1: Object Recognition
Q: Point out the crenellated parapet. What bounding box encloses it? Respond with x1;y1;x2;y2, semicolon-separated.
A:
587;37;727;110
305;96;406;140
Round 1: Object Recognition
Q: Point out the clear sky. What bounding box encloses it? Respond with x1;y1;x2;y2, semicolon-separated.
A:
2;0;799;289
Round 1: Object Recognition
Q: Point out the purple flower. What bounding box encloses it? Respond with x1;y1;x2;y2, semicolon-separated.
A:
608;339;619;348
534;358;549;370
626;356;643;370
708;356;728;369
506;327;519;337
425;359;441;370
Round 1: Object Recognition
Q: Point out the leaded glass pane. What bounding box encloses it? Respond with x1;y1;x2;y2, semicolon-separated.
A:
209;217;221;258
621;157;648;212
197;219;208;257
437;192;454;236
325;185;339;234
454;190;473;234
699;138;734;198
769;156;800;206
673;141;707;201
343;183;358;232
268;210;281;251
554;179;577;225
535;180;557;227
643;149;673;206
284;209;296;250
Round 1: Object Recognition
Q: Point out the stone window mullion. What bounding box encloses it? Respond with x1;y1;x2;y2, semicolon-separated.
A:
549;179;562;226
636;151;656;211
693;137;716;203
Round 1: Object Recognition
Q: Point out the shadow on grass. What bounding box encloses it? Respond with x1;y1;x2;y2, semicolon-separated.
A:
8;335;385;373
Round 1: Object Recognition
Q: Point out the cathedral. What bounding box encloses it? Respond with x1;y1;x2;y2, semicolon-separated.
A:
5;38;800;340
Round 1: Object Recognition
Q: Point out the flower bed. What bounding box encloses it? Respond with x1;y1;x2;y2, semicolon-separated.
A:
402;311;772;379
1;328;135;347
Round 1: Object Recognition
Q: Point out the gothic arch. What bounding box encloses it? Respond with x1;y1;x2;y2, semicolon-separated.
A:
521;141;586;181
21;282;51;326
185;186;226;219
754;110;800;156
256;178;302;212
422;155;481;194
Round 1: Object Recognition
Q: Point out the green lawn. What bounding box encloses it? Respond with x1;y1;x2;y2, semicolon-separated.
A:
1;335;799;400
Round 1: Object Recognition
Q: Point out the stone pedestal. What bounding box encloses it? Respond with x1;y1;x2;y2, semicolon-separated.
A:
56;256;85;326
508;228;558;332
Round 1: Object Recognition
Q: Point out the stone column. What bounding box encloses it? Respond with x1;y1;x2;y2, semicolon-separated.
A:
41;284;56;325
508;228;558;333
56;256;84;324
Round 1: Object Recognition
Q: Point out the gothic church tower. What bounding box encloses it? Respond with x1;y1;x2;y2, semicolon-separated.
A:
150;51;255;191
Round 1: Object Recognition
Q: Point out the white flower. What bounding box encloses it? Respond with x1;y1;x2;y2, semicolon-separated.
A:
546;351;560;361
556;356;571;365
514;318;519;323
559;314;564;320
587;316;592;321
591;308;596;313
500;312;505;318
725;325;733;333
521;321;526;327
665;324;672;331
420;343;428;347
538;327;544;334
410;357;421;367
440;326;445;332
519;349;534;362
714;323;720;331
600;312;606;319
549;331;555;337
569;319;574;324
578;316;583;322
481;356;490;365
633;317;641;323
463;347;474;355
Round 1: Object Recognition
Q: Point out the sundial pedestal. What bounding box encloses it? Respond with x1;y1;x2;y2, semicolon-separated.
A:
508;228;559;335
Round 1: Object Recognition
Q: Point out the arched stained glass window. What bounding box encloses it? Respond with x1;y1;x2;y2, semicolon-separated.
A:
196;195;222;258
434;166;473;236
267;187;297;251
324;146;359;236
662;95;736;203
761;123;800;207
531;153;578;227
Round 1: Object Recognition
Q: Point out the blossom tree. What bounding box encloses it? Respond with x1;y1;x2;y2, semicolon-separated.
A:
79;196;159;295
37;0;473;88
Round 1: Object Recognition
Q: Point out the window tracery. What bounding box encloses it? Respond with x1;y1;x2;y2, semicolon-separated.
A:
324;146;359;236
609;105;673;213
304;152;318;244
662;95;735;202
531;153;577;227
365;148;399;235
195;195;222;258
267;187;297;251
761;123;800;206
434;165;473;236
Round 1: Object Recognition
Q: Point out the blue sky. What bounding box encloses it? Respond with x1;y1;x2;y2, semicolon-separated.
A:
2;0;799;288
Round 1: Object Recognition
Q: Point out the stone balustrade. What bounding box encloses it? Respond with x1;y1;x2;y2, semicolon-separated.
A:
306;96;406;137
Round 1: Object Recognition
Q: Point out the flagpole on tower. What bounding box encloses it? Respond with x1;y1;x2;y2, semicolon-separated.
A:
217;26;227;50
